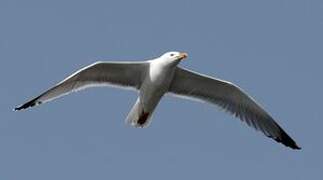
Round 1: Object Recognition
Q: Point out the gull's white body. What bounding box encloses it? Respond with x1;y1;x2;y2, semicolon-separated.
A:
129;60;175;126
15;51;301;150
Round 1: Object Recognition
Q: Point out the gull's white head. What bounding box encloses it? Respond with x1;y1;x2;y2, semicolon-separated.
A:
158;51;188;65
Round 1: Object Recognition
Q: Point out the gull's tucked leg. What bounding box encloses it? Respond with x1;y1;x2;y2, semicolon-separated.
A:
126;95;162;128
126;97;150;128
137;111;150;127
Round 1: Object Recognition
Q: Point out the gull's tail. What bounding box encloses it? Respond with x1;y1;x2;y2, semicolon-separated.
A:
126;98;153;128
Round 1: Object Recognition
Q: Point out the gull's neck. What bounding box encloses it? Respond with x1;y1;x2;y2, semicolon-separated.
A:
149;57;179;69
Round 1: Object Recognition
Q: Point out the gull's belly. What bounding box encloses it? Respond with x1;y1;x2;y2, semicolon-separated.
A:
142;71;171;99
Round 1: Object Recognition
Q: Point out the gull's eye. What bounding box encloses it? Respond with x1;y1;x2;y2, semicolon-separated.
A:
170;54;175;57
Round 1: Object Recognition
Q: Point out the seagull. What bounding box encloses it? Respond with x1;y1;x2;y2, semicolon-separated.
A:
14;51;301;150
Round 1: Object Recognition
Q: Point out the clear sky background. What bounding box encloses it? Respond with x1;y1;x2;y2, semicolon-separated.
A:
1;0;322;179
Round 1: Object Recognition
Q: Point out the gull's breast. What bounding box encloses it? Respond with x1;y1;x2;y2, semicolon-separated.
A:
149;63;166;84
143;62;176;93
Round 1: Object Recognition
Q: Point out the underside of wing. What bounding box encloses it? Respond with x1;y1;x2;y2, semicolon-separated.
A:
168;67;301;150
14;61;148;111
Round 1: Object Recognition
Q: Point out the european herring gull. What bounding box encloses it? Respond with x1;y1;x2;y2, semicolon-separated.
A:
14;51;301;150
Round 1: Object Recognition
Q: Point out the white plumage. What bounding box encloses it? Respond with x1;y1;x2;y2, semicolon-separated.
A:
15;51;300;149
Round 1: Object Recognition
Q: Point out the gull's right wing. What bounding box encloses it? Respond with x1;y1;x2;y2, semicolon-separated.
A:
14;61;148;111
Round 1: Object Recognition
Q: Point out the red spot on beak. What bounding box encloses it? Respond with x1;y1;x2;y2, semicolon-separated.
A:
178;52;188;60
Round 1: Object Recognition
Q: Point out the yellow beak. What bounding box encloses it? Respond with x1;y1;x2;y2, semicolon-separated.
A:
178;52;188;60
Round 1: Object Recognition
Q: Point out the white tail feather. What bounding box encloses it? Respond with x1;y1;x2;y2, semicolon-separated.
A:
126;98;152;128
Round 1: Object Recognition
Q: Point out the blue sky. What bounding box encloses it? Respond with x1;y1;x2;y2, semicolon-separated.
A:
1;0;322;179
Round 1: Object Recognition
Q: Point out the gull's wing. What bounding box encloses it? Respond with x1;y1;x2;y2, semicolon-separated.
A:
168;67;300;150
15;61;148;111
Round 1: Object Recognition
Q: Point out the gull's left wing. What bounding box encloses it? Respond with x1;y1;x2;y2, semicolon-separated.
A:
14;61;148;111
168;67;301;150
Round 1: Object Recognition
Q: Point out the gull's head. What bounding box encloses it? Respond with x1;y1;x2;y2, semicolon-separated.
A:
162;51;188;61
157;51;188;66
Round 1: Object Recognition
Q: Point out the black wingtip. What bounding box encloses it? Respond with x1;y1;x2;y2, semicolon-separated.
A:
14;98;41;111
277;134;301;150
274;125;301;150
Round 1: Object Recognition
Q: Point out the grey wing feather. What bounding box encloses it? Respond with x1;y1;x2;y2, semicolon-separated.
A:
168;67;300;150
14;61;148;110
